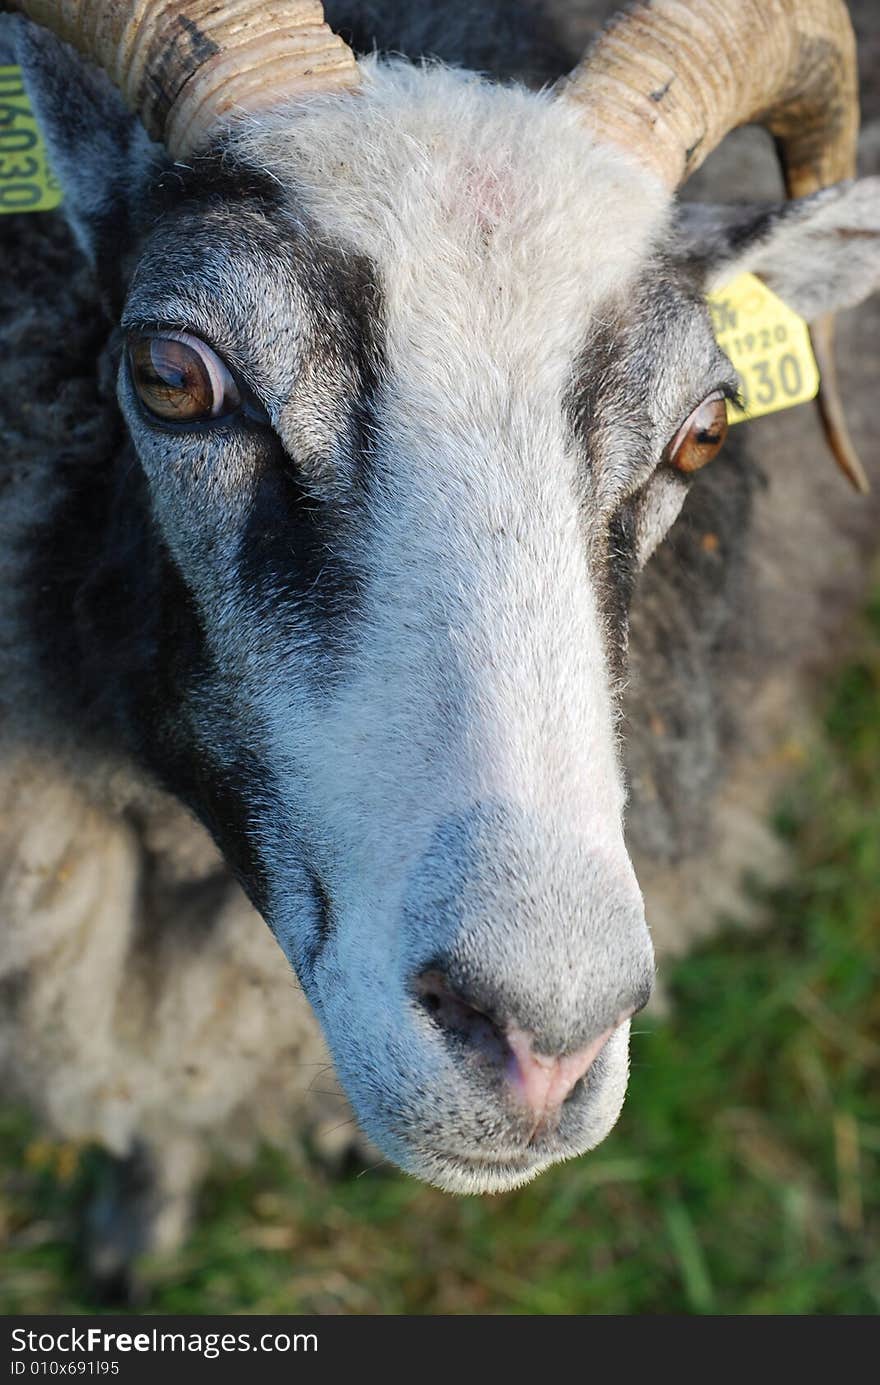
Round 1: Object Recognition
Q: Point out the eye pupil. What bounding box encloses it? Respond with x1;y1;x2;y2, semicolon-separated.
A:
150;339;198;392
666;391;729;473
128;331;241;423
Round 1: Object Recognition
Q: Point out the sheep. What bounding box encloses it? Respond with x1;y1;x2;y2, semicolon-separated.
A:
1;0;878;1293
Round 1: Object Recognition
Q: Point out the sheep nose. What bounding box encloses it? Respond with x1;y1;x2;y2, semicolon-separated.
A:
505;1025;615;1123
414;969;619;1125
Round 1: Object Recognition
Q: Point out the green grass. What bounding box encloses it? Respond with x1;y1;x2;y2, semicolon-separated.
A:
2;594;878;1315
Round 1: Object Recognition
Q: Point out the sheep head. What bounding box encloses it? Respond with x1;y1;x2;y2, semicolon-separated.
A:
6;0;880;1191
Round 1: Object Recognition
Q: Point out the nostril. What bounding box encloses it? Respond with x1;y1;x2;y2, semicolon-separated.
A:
414;969;510;1066
413;966;628;1132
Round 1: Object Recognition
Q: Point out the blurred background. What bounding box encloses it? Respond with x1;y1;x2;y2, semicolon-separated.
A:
1;1;878;1314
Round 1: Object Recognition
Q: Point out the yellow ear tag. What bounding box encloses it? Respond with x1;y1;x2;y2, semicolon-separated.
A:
0;65;62;213
706;271;819;423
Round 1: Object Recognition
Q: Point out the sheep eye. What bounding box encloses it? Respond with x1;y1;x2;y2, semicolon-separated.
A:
127;330;241;423
665;390;729;473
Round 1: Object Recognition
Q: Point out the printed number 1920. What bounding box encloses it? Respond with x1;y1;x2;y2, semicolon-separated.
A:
731;325;788;355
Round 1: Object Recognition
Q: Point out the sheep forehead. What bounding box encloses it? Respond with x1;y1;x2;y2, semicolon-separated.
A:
232;62;671;380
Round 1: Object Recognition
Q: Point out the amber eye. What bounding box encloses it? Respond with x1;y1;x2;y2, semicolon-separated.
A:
665;391;729;473
127;330;242;423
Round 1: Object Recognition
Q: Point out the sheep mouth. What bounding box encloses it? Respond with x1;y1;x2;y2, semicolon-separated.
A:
416;1147;555;1194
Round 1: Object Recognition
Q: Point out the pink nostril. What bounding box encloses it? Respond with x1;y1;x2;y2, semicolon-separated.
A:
505;1026;615;1129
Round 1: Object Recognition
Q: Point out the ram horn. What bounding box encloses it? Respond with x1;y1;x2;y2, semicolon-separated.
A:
559;0;868;493
4;1;360;161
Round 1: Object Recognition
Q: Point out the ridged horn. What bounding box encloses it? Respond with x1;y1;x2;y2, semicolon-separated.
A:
559;0;867;492
4;1;360;160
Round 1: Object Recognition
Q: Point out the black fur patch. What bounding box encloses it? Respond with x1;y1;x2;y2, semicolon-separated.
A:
603;496;641;677
324;0;575;83
237;455;361;665
149;154;287;222
22;419;271;908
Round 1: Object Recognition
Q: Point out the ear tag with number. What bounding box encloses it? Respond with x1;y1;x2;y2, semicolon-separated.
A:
707;272;819;423
0;65;62;213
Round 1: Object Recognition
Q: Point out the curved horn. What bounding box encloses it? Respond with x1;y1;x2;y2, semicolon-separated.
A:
559;0;858;194
559;0;867;491
5;1;360;159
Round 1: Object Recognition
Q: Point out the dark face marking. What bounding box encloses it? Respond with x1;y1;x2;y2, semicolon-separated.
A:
150;153;287;222
603;498;641;678
22;418;271;907
24;153;389;912
565;264;739;679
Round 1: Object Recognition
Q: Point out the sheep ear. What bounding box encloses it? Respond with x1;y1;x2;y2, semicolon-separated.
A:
5;17;166;308
678;179;880;319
